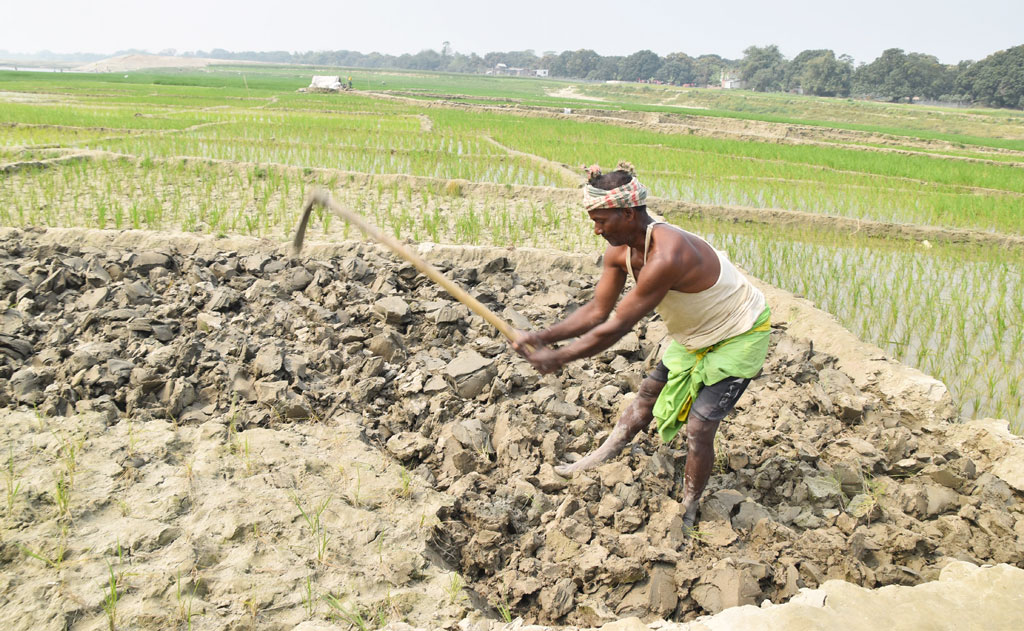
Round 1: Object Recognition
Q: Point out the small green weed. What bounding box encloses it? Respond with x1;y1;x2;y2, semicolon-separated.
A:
5;446;22;515
445;572;466;605
101;562;119;631
290;491;332;564
323;594;368;631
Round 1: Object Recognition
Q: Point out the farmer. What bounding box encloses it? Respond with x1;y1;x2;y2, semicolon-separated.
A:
513;162;771;528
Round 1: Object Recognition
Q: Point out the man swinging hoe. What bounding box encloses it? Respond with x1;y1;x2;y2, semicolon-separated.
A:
513;162;771;529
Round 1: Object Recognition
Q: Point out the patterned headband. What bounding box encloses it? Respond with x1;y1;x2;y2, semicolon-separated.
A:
582;176;649;211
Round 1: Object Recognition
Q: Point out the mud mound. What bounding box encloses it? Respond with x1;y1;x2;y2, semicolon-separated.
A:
3;227;1024;629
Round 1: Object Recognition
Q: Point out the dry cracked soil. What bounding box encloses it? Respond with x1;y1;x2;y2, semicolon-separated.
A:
2;226;1024;631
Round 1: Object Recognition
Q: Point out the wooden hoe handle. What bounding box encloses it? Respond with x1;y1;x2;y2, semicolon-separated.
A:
293;188;524;345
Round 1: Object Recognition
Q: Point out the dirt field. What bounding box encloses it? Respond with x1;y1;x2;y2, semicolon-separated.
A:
2;227;1023;630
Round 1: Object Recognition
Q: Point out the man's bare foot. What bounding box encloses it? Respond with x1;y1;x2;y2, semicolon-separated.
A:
553;424;630;476
555;376;665;477
553;462;575;477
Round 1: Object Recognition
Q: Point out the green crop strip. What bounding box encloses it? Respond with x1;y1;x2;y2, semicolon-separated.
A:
2;67;1022;429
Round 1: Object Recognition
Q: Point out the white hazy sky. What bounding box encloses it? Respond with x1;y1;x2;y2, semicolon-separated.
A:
3;0;1021;65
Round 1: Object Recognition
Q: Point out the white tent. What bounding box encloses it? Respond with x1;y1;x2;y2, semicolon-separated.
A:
308;76;342;90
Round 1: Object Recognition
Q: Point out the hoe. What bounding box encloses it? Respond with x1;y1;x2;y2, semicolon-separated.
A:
292;188;526;346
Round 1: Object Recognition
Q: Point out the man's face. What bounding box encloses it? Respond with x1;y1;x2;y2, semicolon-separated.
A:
588;208;630;246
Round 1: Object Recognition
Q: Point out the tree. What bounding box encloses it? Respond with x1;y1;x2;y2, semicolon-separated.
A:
655;52;695;85
955;45;1024;108
484;50;539;69
692;54;725;86
588;56;622;81
784;49;829;91
786;49;852;96
802;54;853;96
408;49;442;71
854;48;908;101
540;52;562;76
619;49;663;81
855;48;952;102
563;49;600;78
655;61;694;85
740;45;787;92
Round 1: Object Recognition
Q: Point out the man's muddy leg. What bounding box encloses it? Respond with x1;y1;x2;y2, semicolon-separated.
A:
554;376;665;476
680;411;722;528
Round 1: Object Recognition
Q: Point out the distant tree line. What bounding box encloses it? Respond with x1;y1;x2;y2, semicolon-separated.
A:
180;42;1017;110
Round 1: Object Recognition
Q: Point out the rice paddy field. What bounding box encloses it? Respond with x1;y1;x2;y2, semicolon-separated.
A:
1;65;1022;430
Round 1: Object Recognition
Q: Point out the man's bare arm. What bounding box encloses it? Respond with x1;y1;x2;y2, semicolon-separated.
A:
522;247;627;346
547;253;679;363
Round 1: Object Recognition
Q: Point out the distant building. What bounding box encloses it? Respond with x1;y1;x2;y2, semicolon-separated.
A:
488;64;544;78
720;70;745;90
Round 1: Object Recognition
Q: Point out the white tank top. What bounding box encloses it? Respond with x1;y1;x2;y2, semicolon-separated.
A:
625;222;765;350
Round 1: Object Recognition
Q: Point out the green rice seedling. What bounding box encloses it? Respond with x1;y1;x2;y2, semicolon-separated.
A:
5;446;22;515
712;434;728;474
684;525;709;545
102;562;119;631
847;475;887;523
54;474;71;518
53;431;83;485
175;570;201;630
19;542;64;569
96;201;108;228
302;575;317;618
19;525;68;569
290;491;331;564
395;466;412;499
445;572;467;605
126;418;138;459
347;463;364;507
321;208;332;234
323;594;368;631
244;592;261;631
241;436;253;475
494;598;513;623
226;392;240;443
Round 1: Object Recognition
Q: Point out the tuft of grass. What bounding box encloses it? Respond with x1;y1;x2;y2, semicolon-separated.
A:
174;570;202;630
19;525;68;569
684;524;709;545
53;431;84;485
101;562;119;631
289;491;332;564
302;575;317;618
54;474;71;519
443;180;463;196
494;598;513;623
849;474;888;521
5;446;22;516
323;594;368;631
395;466;412;499
445;572;466;605
346;463;366;507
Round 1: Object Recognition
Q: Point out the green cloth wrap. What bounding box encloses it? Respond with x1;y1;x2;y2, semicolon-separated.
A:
652;305;771;443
